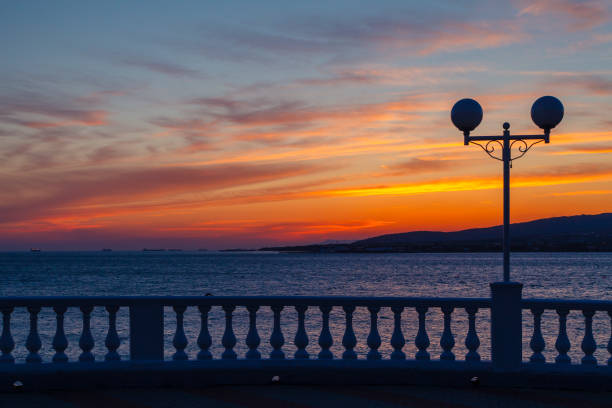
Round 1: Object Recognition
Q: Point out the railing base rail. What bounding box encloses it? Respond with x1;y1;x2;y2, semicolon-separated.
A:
1;360;610;392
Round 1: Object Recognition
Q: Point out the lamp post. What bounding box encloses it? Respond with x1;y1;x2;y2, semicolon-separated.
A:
450;96;564;282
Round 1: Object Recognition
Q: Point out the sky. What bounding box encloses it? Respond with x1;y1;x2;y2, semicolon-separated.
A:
0;0;611;250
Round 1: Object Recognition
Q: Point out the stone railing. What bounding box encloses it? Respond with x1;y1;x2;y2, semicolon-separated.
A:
1;292;611;370
1;296;492;364
522;298;612;366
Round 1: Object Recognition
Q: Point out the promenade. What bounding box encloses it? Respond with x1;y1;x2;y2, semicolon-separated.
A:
5;384;612;408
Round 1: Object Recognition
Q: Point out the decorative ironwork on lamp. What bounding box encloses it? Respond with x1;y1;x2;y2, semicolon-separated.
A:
451;96;564;282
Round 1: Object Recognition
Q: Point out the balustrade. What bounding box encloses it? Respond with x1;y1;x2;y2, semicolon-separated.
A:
529;308;545;363
609;311;612;367
318;305;333;359
172;305;188;360
390;306;405;360
524;300;612;368
26;306;42;363
105;305;120;361
197;305;212;360
270;305;285;359
414;306;430;360
341;305;357;360
366;306;381;360
78;305;95;362
245;305;260;359
0;296;609;369
221;305;237;360
0;307;14;363
465;306;480;362
440;305;455;361
52;306;68;363
581;309;596;365
294;305;308;359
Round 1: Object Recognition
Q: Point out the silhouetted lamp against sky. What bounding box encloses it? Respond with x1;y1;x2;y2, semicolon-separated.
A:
451;96;564;282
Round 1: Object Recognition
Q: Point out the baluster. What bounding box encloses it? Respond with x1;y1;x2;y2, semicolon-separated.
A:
367;305;381;360
581;309;596;365
221;304;237;359
294;305;309;359
465;306;480;362
440;305;455;361
197;305;212;360
318;305;333;359
415;306;430;360
555;308;571;364
529;308;545;363
26;306;42;363
270;305;285;359
52;306;68;363
608;311;612;366
342;305;357;360
0;307;15;363
390;306;405;360
172;305;188;360
105;305;120;361
79;305;95;362
245;305;261;359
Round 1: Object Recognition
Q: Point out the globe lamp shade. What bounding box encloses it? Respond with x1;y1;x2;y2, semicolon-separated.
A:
531;96;563;130
451;99;483;133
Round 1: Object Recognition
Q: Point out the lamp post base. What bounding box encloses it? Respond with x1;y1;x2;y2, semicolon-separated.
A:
490;281;523;370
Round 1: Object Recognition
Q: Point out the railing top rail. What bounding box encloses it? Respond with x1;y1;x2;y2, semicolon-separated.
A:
0;295;491;308
2;296;611;310
522;298;612;311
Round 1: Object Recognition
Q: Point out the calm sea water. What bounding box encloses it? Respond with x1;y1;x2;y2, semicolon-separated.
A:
0;252;610;364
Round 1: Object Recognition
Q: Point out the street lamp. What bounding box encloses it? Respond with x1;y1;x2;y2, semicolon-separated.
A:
451;96;564;282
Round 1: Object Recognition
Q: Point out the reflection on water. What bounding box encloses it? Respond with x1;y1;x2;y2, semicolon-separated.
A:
1;252;610;363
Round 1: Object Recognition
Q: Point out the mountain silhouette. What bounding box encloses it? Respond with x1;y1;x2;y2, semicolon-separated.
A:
260;213;612;252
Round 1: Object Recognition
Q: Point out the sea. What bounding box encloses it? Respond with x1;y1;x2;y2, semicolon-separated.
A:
0;251;610;364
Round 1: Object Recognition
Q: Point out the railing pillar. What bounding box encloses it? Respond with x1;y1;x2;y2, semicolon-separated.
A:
129;304;164;361
490;281;523;370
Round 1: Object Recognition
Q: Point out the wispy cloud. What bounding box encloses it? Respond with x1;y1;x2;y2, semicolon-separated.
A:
20;110;107;128
543;74;612;95
289;14;527;55
194;14;527;63
0;99;109;129
150;93;443;151
382;158;459;176
119;57;202;77
0;87;113;131
517;0;610;30
291;65;487;88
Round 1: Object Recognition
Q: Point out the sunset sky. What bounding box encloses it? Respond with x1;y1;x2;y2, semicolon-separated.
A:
1;1;611;250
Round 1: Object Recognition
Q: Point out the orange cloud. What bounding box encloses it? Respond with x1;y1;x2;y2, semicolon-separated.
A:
0;161;334;225
549;189;612;196
306;163;612;198
550;144;612;155
415;21;527;55
160;219;394;236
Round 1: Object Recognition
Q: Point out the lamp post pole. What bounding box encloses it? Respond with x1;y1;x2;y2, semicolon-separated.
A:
451;96;564;370
502;123;510;282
